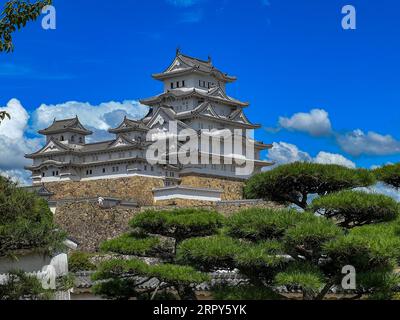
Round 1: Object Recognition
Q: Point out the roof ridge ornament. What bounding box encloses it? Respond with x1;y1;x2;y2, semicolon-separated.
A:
176;47;181;56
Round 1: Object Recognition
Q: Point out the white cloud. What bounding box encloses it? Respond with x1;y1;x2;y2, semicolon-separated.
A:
0;99;42;186
314;151;356;168
31;100;148;142
336;129;400;156
357;183;400;202
0;169;31;186
278;109;332;137
267;142;312;165
266;142;355;169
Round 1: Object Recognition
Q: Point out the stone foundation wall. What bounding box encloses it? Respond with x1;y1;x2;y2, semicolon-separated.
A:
44;176;164;206
44;175;246;206
180;175;244;201
55;202;141;252
55;200;283;252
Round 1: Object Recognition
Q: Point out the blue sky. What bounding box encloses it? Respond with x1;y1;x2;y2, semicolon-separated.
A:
1;0;400;184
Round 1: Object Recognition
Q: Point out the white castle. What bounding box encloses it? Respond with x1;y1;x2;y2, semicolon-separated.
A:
25;51;272;200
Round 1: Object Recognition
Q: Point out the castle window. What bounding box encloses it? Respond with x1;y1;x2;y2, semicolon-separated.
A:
61;136;64;141
71;136;75;142
176;81;180;88
42;172;45;177
79;137;83;144
182;80;185;87
171;82;174;89
103;168;106;173
144;165;147;171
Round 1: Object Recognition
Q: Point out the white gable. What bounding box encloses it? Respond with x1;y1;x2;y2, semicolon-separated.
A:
110;137;131;148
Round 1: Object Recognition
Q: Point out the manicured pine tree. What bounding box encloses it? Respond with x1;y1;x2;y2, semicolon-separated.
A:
92;208;224;300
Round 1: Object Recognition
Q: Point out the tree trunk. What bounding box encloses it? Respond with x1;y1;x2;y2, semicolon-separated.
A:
177;285;197;300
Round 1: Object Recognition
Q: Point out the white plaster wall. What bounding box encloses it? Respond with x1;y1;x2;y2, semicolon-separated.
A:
154;187;222;202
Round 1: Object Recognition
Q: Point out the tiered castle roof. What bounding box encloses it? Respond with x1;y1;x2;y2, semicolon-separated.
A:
152;50;237;83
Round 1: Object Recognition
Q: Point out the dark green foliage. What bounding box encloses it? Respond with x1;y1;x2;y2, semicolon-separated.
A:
323;223;400;272
0;0;51;53
100;233;162;256
93;257;209;284
130;208;224;242
375;163;400;189
275;262;325;299
357;271;400;300
226;208;304;240
92;278;143;300
176;236;241;271
0;270;52;300
92;258;209;300
283;216;342;262
95;208;222;300
311;190;399;228
212;285;283;300
177;236;287;280
0;176;65;257
68;251;96;273
244;162;375;209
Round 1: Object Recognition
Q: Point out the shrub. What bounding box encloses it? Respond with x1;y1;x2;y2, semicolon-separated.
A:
130;208;224;242
374;163;400;189
311;190;399;227
100;233;162;257
244;162;375;209
68;251;96;272
225;208;306;241
0;176;65;257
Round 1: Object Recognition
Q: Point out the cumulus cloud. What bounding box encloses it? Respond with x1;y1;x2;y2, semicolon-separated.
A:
31;100;148;142
336;129;400;156
314;151;356;168
357;182;400;202
266;142;355;169
0;99;42;185
278;109;332;137
267;142;312;165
